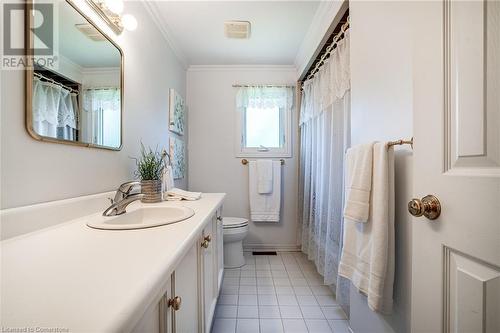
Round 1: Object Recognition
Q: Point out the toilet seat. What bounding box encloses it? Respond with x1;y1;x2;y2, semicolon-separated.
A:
223;217;248;229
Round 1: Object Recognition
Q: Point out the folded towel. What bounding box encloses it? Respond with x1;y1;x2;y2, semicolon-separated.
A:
339;142;395;313
344;143;375;223
257;159;273;194
165;188;202;201
249;160;281;222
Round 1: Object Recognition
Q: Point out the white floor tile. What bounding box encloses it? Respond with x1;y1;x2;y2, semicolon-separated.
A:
240;277;257;286
305;319;333;333
277;294;298;306
300;306;325;319
279;306;303;319
257;277;274;286
237;305;259;318
271;270;288;278
290;278;308;286
240;270;256;277
256;270;273;277
238;294;258;305
259;305;281;319
321;306;346;320
306;276;324;286
287;270;305;278
212;318;236;333
311;285;333;296
223;277;240;286
282;319;308;333
257;286;276;295
296;295;318;306
275;286;294;295
216;305;238;318
219;294;239;305
236;319;260;333
260;319;284;333
273;278;291;286
270;264;286;271
241;265;256;271
316;296;339;306
222;285;240;295
239;285;257;294
256;264;271;270
328;319;350;333
293;286;313;296
258;294;278;306
225;270;241;278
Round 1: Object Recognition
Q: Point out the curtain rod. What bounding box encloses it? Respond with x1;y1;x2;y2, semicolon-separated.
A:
302;17;350;84
232;84;295;88
34;72;79;94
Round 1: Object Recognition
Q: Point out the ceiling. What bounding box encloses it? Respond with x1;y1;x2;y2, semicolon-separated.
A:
151;1;320;66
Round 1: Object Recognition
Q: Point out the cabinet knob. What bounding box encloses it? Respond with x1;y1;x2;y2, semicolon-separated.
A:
204;235;212;243
168;296;182;311
408;195;441;220
217;216;223;222
201;240;209;248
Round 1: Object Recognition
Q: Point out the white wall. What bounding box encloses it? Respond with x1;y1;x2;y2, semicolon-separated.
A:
187;66;299;250
0;1;187;209
348;1;415;332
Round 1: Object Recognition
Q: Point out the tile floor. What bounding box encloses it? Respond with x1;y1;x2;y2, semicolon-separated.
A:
212;252;350;333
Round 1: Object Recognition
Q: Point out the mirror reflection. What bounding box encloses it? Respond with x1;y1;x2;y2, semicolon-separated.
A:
30;0;122;149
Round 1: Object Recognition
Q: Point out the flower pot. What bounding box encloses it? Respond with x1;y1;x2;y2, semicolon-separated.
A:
140;180;162;203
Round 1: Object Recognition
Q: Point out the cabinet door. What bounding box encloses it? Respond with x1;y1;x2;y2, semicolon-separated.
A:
132;276;172;333
215;209;224;292
173;243;200;333
201;218;216;332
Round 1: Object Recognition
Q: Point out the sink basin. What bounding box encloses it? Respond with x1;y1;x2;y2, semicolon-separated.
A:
87;206;195;230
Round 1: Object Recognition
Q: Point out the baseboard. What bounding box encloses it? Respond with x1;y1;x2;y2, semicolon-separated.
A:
243;243;301;252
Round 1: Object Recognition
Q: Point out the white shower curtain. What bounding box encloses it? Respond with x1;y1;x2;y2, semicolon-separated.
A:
32;78;78;140
299;31;351;314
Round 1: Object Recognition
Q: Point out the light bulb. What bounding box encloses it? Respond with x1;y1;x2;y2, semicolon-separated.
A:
122;14;137;31
104;0;123;15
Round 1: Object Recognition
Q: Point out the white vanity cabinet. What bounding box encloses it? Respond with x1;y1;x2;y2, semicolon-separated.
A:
132;207;223;333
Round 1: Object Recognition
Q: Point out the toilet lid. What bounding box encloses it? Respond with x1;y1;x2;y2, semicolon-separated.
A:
223;217;248;229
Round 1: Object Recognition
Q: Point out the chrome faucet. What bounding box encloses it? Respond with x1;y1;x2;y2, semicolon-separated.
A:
103;181;144;216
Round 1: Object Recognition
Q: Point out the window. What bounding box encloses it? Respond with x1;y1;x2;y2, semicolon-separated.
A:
235;86;293;157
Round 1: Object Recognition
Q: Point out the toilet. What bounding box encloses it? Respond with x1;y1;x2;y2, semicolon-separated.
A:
222;217;249;268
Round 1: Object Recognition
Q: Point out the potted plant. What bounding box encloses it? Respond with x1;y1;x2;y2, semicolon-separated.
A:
133;143;165;203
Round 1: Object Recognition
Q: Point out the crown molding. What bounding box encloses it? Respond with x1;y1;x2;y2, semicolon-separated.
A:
294;0;346;80
141;1;189;70
187;64;297;73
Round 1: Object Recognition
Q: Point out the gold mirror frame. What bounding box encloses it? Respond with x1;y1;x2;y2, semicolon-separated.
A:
25;0;124;151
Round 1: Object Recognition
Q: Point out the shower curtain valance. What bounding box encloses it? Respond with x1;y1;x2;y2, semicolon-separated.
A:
236;86;294;109
299;31;351;126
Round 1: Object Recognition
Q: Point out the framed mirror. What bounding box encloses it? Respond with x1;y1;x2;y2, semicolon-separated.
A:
25;0;123;150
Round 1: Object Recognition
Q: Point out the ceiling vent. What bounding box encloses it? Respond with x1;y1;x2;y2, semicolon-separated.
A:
75;23;107;42
224;21;251;39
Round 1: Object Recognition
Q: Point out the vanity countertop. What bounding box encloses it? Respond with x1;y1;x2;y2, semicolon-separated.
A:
0;193;225;332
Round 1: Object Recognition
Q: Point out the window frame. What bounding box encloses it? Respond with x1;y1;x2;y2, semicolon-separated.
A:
235;105;292;158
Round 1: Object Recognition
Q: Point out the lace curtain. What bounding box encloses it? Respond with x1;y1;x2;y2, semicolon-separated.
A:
299;30;351;315
236;86;294;109
82;88;120;147
32;77;78;140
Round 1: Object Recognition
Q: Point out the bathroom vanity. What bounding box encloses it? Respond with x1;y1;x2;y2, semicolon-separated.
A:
1;193;225;333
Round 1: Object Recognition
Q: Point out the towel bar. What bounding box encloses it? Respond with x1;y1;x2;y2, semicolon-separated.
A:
241;159;285;165
388;137;413;149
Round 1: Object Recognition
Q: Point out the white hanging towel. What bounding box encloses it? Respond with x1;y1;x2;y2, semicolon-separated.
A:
257;159;274;194
249;160;281;222
339;142;395;313
165;188;202;201
162;165;175;195
344;143;375;223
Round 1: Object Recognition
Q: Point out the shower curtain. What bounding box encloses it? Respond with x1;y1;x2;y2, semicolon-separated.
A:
32;78;78;140
299;31;351;314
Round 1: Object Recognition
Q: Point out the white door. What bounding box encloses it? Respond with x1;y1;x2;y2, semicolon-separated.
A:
412;1;500;332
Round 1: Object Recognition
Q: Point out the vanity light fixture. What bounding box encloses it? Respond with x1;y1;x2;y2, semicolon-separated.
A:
86;0;137;34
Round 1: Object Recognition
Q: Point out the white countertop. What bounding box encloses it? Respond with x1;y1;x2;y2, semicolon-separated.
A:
1;193;225;333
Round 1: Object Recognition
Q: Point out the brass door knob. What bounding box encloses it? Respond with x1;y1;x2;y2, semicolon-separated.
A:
408;195;441;220
168;296;182;311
